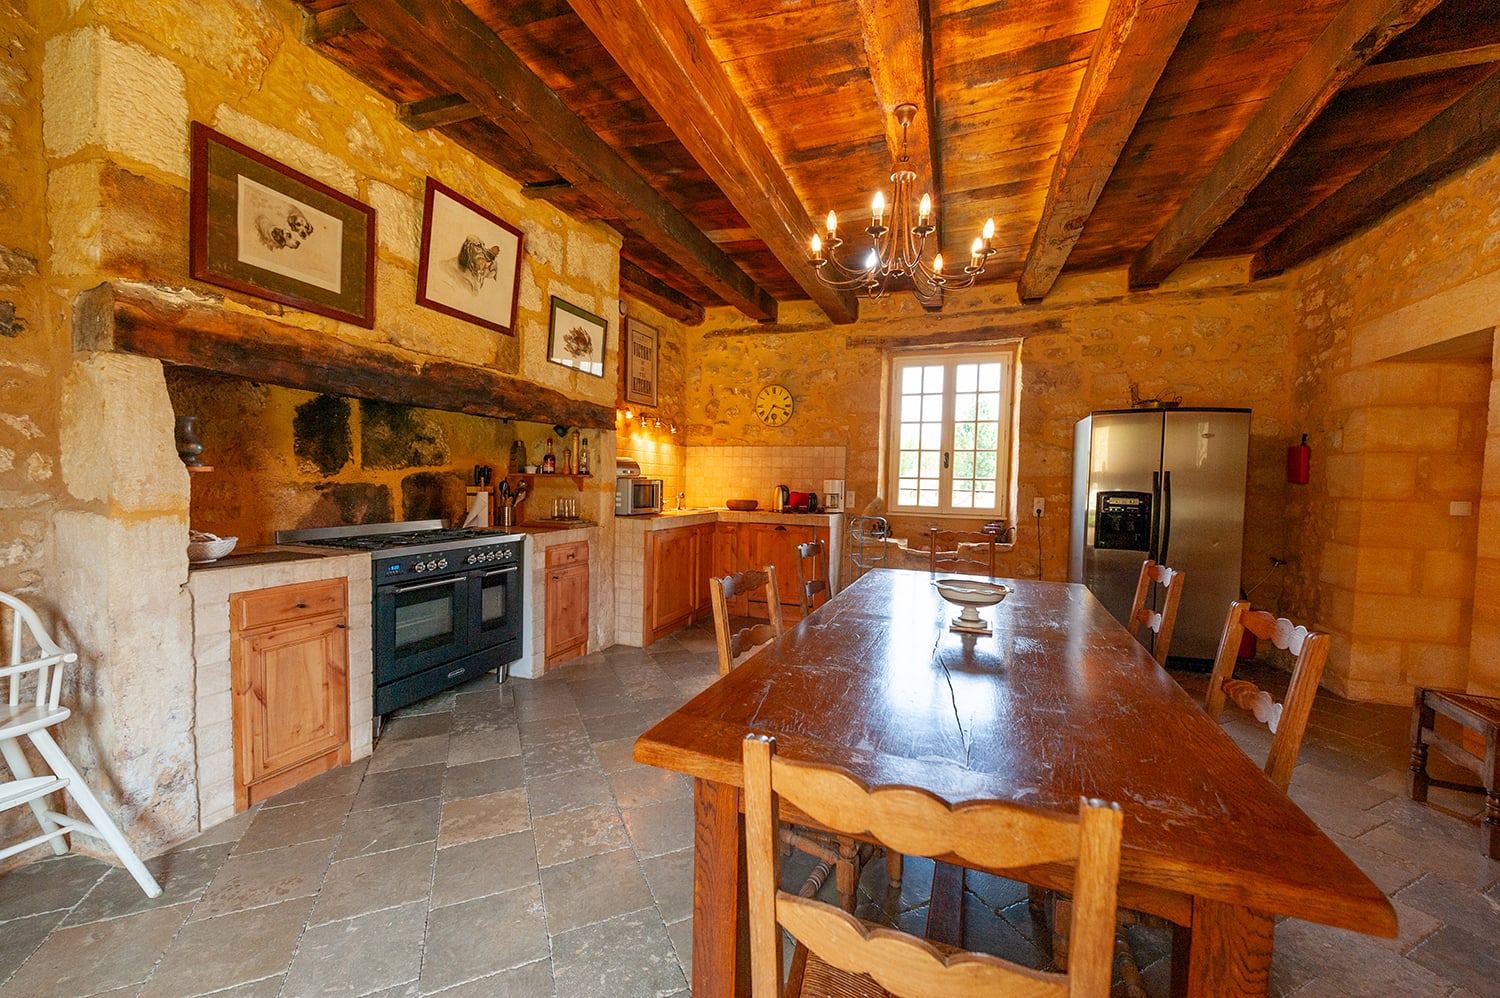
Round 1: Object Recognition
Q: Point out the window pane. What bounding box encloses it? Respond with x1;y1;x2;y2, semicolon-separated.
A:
899;452;918;476
921;396;942;422
920;423;942;450
918;452;940;477
951;488;973;508
918;488;939;506
977;423;998;450
901;366;924;394
900;425;920;449
977;452;997;477
978;363;1001;391
922;367;943;393
954;422;975;449
976;393;999;420
975;490;996;508
898;485;918;505
954;452;974;477
955;364;977;392
901;397;923;422
955;396;976;421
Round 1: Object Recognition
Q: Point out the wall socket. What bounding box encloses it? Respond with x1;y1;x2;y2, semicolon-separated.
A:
1032;497;1045;516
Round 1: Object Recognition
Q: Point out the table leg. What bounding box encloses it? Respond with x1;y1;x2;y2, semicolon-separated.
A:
1408;687;1432;802
693;777;750;997
1185;899;1274;997
1483;729;1499;860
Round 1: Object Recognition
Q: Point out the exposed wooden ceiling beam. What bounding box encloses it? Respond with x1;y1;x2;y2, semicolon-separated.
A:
854;0;944;312
398;94;484;130
1348;43;1500;88
300;5;364;43
564;0;859;325
330;0;778;323
1018;0;1199;302
1128;0;1444;289
1255;66;1500;276
621;259;706;326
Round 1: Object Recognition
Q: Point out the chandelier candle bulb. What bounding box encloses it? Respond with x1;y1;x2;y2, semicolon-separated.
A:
826;210;838;238
918;193;931;224
810;232;823;261
872;191;885;226
933;253;943;274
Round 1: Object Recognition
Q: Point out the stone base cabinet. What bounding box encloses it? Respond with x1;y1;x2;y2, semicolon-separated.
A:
545;541;590;667
231;578;351;810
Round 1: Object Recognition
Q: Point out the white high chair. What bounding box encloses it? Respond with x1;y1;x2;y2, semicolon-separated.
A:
0;591;161;896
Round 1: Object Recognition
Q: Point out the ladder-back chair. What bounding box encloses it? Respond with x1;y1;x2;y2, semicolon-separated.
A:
794;539;830;616
920;526;1000;577
1;591;161;897
1127;560;1186;666
1205;600;1332;792
744;733;1124;998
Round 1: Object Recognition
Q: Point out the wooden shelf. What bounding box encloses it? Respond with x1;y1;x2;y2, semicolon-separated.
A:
505;473;593;491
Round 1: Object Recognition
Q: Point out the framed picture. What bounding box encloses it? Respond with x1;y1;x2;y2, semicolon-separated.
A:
190;122;375;328
416;177;525;335
547;297;607;377
625;317;659;407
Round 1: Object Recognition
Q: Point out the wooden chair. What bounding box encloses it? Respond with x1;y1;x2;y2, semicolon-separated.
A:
920;526;999;577
710;569;862;909
743;733;1124;998
1408;688;1500;859
1205;600;1331;792
1126;560;1185;666
795;539;830;616
0;591;161;898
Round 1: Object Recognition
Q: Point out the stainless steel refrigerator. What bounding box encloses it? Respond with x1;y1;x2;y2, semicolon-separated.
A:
1069;407;1251;662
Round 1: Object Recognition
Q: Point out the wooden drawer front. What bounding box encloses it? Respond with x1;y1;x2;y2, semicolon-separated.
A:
234;578;347;631
546;541;589;568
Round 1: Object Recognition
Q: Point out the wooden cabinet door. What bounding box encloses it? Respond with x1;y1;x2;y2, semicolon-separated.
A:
743;523;813;610
646;525;698;640
713;523;741;578
545;546;589;667
691;523;716;613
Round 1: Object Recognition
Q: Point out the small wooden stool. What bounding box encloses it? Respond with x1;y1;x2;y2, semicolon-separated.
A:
1408;687;1500;859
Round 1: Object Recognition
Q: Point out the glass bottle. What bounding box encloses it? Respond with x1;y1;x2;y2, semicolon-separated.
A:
542;438;556;474
578;435;590;476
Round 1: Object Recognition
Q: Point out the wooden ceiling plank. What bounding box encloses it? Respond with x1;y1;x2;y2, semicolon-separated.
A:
398;93;484;130
301;5;364;44
1255;66;1500;275
1128;0;1444;289
621;259;706;325
1349;43;1500;88
333;0;778;322
564;0;859;325
1018;0;1199;302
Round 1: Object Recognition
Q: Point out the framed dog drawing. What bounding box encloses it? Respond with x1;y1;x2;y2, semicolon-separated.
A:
190;123;376;328
416;178;525;335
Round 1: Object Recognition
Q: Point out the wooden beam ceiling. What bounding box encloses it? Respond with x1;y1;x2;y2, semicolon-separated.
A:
1255;65;1500;275
1018;0;1199;302
332;0;779;323
621;259;706;326
1128;0;1445;289
564;0;859;325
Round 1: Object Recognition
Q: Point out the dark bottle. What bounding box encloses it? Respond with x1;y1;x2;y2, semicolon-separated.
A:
542;438;556;474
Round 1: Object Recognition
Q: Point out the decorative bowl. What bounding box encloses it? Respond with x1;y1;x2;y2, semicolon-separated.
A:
933;578;1010;630
726;499;759;511
188;532;238;563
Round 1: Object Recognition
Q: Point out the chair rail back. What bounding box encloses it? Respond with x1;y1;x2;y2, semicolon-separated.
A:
794;539;829;616
1;591;72;713
1126;560;1185;665
710;567;785;676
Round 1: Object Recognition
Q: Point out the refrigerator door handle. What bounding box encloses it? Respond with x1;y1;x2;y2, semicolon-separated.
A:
1150;471;1162;561
1161;470;1173;565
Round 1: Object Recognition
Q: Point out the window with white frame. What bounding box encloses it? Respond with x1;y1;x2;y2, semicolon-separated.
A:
887;346;1017;517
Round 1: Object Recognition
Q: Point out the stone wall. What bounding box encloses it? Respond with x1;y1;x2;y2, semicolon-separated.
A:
616;298;690;496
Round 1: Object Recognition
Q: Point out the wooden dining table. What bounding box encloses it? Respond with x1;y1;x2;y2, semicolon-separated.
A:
633;568;1397;997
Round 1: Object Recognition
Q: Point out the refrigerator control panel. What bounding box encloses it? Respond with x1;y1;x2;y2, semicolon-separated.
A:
1095;491;1152;551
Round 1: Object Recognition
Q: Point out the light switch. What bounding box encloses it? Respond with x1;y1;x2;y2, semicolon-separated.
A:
1449;501;1473;516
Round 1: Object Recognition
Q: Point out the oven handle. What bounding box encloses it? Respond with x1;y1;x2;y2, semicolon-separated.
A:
389;577;461;594
480;565;520;578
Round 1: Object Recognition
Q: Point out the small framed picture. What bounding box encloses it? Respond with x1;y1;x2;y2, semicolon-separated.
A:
190;122;376;327
547;297;607;377
625;317;659;407
416;177;525;335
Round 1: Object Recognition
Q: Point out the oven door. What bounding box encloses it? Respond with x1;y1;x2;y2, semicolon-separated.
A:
374;574;471;682
470;563;522;651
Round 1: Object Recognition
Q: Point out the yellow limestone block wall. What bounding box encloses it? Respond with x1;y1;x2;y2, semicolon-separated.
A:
1287;146;1500;699
616;297;690;499
685;263;1298;588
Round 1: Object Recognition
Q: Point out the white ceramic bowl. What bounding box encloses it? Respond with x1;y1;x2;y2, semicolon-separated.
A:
933;578;1010;625
188;535;238;563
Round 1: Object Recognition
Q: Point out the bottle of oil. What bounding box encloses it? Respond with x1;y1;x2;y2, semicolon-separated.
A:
542;438;556;474
578;435;590;475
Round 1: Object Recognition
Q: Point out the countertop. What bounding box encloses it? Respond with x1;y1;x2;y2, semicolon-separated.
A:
615;507;844;529
187;543;353;571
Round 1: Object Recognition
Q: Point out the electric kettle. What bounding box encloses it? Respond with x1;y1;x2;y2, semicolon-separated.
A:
773;484;790;512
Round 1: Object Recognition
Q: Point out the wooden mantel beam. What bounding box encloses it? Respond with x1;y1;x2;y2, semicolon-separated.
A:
1018;0;1199;302
564;0;859;325
1128;0;1443;289
326;0;778;324
73;283;617;428
1255;66;1500;276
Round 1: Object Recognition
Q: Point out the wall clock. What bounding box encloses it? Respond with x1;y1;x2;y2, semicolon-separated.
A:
755;384;794;426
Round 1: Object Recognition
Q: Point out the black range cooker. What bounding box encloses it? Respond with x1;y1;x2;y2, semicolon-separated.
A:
276;520;524;718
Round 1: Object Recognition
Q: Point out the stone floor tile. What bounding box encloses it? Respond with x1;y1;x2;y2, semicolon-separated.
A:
640;847;693;924
419;885;550;993
0;900;190;996
284;900;428;997
312;840;435;925
512;688;578;722
438;787;531;847
580;710;646;744
175;805;260;851
0;853;108;922
527;767;614;817
367;734;453;774
431;830;539;908
140;897;315;998
192;838;334;919
351;763;446;811
522;736;601;780
621;796;695;858
419;959;554;997
64;842;232;927
234;794;352;855
608;765;689;809
540;848;654;933
443;755;524;800
665;916;693;982
551;907;687;998
533;803;630;868
519;713;590;748
1407;923;1500;996
263;757;369;808
1273;917;1453;996
591;736;640;774
202;976;287;996
447;726;522;766
335;797;442;859
0;909;64;985
382;710;454;742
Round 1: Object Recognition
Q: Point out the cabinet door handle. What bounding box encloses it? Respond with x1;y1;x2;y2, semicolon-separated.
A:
335;623;347;629
774;525;787;532
296;602;309;609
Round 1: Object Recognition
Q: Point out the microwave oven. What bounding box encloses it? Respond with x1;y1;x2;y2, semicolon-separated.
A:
615;477;664;516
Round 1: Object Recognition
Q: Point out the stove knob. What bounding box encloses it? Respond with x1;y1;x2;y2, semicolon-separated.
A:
482;551;494;561
413;562;425;573
466;554;477;565
426;559;438;571
438;558;448;569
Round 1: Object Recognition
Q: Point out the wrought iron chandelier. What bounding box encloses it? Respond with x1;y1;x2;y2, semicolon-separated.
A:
809;103;995;305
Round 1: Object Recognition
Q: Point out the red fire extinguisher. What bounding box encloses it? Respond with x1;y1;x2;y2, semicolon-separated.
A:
1287;433;1310;485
